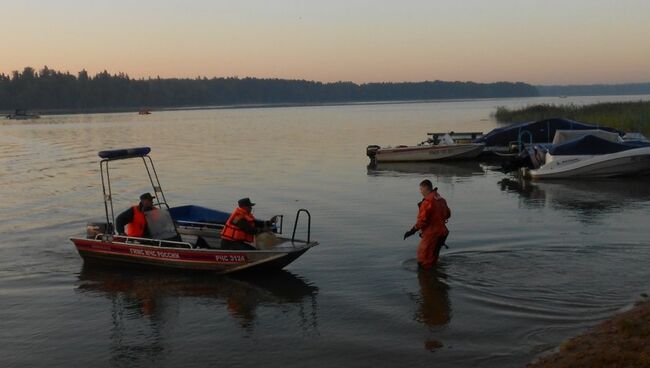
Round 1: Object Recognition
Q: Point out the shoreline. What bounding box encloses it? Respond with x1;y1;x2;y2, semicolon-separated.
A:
1;97;521;117
528;297;650;367
4;94;649;117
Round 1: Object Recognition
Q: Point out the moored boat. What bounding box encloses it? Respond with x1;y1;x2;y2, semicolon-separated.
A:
476;118;622;155
521;130;650;179
70;147;317;275
6;109;40;120
367;132;484;162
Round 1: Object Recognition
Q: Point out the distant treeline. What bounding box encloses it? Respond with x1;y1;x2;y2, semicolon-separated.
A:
537;83;650;97
0;66;539;111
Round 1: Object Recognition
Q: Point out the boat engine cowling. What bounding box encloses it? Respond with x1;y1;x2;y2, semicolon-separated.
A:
366;145;381;158
86;222;113;239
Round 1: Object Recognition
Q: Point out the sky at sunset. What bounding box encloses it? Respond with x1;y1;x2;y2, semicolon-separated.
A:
1;0;649;84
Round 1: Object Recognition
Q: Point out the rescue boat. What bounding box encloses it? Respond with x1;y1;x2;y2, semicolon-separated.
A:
70;147;317;275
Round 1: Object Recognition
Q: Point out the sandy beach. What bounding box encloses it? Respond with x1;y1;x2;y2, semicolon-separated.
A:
528;298;650;368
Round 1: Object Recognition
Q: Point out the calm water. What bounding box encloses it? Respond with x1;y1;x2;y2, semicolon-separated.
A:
1;96;649;367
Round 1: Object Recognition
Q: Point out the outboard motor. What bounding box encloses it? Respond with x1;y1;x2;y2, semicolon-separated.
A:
86;222;113;239
528;145;547;169
366;145;380;159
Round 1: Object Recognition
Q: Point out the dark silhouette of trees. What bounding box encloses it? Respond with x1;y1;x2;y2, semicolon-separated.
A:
0;66;540;111
537;83;650;97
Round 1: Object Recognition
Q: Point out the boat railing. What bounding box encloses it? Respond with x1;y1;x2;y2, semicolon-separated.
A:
427;132;483;141
424;132;483;146
291;209;311;244
176;215;283;234
427;131;483;138
93;233;193;249
517;130;534;153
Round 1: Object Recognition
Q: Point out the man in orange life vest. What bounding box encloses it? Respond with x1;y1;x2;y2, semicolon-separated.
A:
116;192;156;237
220;198;277;250
404;180;451;269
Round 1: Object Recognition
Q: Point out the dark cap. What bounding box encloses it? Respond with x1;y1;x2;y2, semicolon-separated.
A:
238;197;255;207
140;192;156;201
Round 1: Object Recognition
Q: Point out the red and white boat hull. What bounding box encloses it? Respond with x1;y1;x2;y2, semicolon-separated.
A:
71;237;315;274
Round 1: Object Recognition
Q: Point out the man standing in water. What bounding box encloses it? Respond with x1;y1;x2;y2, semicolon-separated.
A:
404;180;451;269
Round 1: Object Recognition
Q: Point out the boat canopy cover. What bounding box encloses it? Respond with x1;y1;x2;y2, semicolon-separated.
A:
170;205;231;224
170;205;272;228
552;130;621;145
549;134;650;156
98;147;151;159
475;118;623;147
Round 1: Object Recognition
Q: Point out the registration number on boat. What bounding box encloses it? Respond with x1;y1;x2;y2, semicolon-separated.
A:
215;254;248;263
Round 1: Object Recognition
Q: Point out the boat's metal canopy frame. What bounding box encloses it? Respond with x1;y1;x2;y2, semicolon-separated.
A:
97;147;169;233
95;147;313;244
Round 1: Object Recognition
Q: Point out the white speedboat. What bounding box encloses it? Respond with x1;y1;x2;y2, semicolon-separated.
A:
521;130;650;179
367;132;484;162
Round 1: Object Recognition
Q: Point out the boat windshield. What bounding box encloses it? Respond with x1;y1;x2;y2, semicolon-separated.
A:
552;129;621;145
145;208;178;240
440;133;455;145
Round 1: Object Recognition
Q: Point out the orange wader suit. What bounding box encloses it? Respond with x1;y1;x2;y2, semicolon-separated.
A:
414;190;451;269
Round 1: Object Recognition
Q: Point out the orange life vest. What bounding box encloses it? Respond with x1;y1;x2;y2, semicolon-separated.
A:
221;207;255;243
126;205;147;237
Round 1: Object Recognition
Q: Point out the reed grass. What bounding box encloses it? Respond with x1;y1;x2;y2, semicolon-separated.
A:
493;101;650;135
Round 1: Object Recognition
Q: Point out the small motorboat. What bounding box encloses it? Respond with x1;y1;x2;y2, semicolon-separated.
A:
138;108;151;115
367;132;484;162
521;130;650;179
70;147;317;275
6;109;40;120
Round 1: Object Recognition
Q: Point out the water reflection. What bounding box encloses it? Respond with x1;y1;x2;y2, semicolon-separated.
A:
367;161;484;179
75;265;318;364
409;269;452;351
414;269;451;327
499;177;650;222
